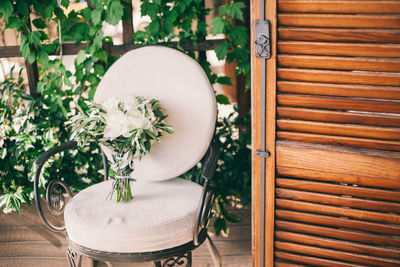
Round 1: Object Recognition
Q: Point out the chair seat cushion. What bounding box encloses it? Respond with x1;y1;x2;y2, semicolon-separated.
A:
64;178;202;253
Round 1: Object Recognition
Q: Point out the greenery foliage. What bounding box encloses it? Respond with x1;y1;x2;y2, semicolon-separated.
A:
0;0;250;235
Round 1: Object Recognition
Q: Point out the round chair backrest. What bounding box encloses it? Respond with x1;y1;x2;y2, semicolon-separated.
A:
94;46;216;181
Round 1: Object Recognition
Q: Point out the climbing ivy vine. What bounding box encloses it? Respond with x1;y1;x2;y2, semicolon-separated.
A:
0;0;250;235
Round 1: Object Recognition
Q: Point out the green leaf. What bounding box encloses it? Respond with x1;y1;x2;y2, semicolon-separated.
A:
220;202;241;223
213;217;227;236
141;2;158;20
38;50;49;66
214;40;229;60
76;50;86;65
230;2;246;22
0;0;13;21
10;197;20;214
211;17;225;35
0;195;8;207
216;76;232;86
54;6;64;19
228;26;247;47
219;4;229;15
27;52;36;64
0;148;6;159
164;9;178;33
105;0;124;25
144;129;157;140
32;18;47;29
20;43;30;59
197;21;207;37
91;9;103;25
94;64;105;76
61;0;70;8
88;86;96;100
14;191;26;203
43;5;55;19
5;17;20;29
16;1;29;17
147;20;160;35
21;93;34;100
132;30;147;43
93;30;104;49
28;31;41;46
216;94;230;105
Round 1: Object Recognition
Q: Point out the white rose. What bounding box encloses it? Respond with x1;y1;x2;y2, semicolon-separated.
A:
103;109;127;140
124;96;139;112
102;97;120;114
124;111;152;137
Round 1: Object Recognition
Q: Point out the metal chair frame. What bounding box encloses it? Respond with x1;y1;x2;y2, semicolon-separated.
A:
34;140;221;267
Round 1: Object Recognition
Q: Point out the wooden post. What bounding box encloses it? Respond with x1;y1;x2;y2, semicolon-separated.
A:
122;1;134;44
22;15;39;97
25;60;39;97
251;0;277;266
198;0;207;63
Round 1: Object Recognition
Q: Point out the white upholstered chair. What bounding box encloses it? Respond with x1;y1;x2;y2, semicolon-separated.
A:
34;46;221;267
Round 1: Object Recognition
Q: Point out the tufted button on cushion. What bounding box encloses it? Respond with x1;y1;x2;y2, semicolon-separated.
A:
64;178;202;252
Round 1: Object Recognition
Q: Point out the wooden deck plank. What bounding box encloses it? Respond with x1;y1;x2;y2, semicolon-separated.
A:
0;204;251;267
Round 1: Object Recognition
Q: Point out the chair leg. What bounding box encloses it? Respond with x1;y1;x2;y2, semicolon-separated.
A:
67;247;82;267
161;251;192;267
205;233;222;267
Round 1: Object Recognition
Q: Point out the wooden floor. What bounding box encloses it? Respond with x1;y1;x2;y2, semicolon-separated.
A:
0;203;251;267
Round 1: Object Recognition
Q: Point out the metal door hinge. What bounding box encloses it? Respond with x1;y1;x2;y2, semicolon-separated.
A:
256;150;271;158
255;20;271;59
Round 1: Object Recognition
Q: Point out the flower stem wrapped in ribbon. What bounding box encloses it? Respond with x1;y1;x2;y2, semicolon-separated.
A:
67;96;173;202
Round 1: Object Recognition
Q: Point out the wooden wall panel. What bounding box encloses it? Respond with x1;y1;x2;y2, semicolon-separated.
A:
274;0;400;265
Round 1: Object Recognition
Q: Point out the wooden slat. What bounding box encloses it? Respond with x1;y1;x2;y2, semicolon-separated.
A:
277;166;400;189
276;231;400;259
0;226;65;243
0;39;225;58
275;261;306;267
278;42;400;58
0;242;67;257
275;241;400;267
278;28;400;43
276;188;400;213
277;131;400;151
278;14;400;28
192;256;252;267
277;107;400;127
0;257;67;267
276;178;400;202
276;210;400;236
275;251;363;267
277;81;400;100
278;55;400;72
276;141;400;181
278;68;400;86
278;1;400;14
278;94;400;113
277;120;400;140
276;199;400;224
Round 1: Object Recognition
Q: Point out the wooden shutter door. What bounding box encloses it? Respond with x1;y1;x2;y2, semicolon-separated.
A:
252;0;400;266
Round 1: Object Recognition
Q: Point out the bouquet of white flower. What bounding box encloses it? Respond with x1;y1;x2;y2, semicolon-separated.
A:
67;96;173;202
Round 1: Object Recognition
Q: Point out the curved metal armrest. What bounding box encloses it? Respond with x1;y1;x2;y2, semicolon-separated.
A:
193;142;220;245
34;141;77;232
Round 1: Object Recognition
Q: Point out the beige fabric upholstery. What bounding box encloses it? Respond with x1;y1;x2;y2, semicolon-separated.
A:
94;46;217;181
65;179;202;252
